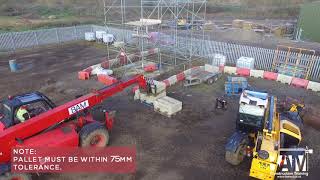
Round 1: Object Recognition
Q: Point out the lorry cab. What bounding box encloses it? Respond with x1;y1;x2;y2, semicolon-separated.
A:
237;90;269;133
0;92;56;130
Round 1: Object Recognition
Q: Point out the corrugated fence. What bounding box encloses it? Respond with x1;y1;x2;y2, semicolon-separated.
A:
1;25;320;81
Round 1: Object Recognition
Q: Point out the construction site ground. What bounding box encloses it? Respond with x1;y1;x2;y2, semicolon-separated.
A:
0;42;320;180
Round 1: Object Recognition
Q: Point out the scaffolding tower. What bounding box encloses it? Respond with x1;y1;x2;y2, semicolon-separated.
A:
103;0;208;70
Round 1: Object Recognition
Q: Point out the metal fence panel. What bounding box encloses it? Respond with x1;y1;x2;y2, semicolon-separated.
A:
0;25;92;52
0;33;15;51
36;28;59;45
0;25;319;81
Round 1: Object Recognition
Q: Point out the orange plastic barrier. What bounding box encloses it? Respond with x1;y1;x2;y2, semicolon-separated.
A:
176;72;186;81
263;71;278;80
236;68;250;76
97;75;118;86
78;71;90;80
78;67;93;80
291;78;309;89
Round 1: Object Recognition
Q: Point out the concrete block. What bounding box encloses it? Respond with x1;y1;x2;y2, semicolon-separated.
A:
307;81;320;92
277;74;293;85
154;96;182;117
139;91;166;105
250;69;264;78
134;89;141;100
224;66;237;75
151;80;166;94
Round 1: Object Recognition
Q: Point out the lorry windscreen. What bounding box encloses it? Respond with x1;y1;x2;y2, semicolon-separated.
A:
239;113;263;127
0;102;11;120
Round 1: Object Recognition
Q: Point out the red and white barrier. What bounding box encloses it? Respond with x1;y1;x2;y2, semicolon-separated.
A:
168;75;178;86
277;74;292;85
224;66;237;75
162;79;170;87
219;65;225;73
191;66;205;71
184;69;192;76
250;69;264;78
236;67;250;76
178;65;320;93
79;48;159;80
161;70;187;89
291;78;309;89
176;72;186;81
205;64;219;73
263;71;278;81
307;81;320;92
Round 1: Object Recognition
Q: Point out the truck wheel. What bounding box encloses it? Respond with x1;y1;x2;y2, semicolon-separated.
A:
80;122;109;147
207;78;214;84
225;144;246;165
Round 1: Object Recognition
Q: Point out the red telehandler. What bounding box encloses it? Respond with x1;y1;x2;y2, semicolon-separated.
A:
0;74;147;179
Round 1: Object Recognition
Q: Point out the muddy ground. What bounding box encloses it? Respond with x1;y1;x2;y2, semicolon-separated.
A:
0;42;320;180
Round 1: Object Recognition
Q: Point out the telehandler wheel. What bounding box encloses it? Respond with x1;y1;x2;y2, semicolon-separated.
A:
225;144;246;166
6;173;31;180
80;122;109;147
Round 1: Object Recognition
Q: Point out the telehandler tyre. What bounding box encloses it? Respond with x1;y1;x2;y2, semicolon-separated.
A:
225;143;246;165
80;122;109;147
5;173;31;180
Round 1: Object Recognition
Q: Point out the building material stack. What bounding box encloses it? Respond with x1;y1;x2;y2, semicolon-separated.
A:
134;80;167;105
134;79;183;118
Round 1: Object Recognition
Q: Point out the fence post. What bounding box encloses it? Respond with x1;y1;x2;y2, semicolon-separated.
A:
33;31;39;46
55;28;60;43
74;26;78;40
10;32;16;51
